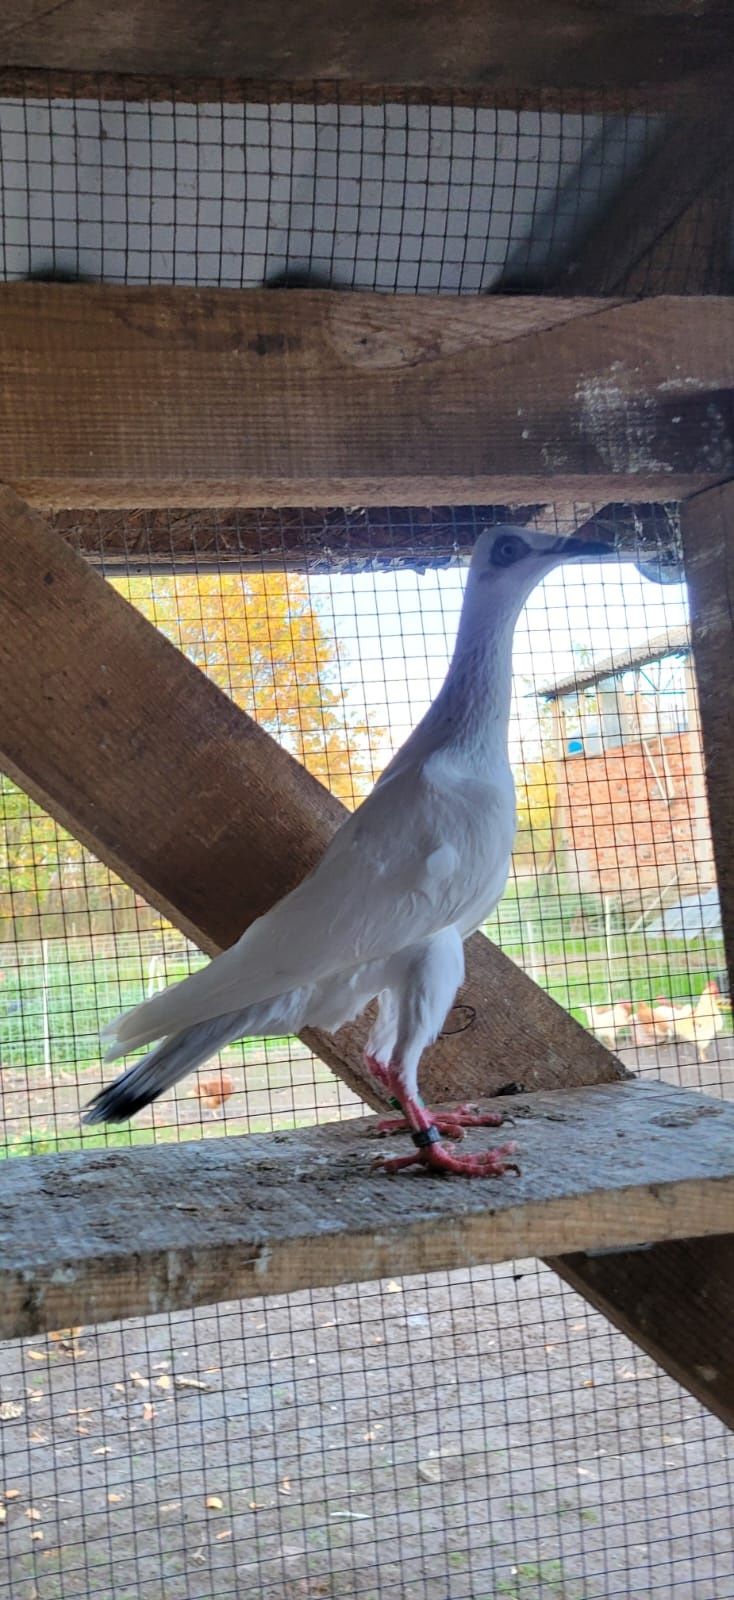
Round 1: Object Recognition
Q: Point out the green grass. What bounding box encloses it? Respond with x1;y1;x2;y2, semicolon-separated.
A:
0;880;728;1160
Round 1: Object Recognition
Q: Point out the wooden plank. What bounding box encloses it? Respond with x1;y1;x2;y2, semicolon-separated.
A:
680;481;734;1004
1;287;733;508
553;1236;734;1433
557;113;734;296
1;1081;733;1341
0;3;731;109
0;484;624;1108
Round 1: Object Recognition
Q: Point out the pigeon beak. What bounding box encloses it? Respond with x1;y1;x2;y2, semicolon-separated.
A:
559;536;618;560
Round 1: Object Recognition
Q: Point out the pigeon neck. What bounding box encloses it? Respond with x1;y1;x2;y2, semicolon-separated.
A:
438;587;520;762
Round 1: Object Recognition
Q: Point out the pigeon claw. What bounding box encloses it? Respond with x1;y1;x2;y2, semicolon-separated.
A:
374;1137;519;1178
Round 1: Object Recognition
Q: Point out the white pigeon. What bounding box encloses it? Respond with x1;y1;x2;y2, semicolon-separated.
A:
84;526;615;1175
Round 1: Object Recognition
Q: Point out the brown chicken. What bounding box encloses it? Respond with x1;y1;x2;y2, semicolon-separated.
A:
190;1072;236;1111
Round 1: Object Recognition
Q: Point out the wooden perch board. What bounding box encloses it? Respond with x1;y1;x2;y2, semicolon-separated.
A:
0;483;624;1108
0;0;730;109
1;287;733;507
2;1082;733;1348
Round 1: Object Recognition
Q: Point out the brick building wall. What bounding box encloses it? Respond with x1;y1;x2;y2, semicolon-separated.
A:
554;728;715;908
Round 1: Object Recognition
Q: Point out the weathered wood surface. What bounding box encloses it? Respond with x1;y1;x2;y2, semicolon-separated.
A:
2;287;733;507
681;482;734;1007
0;484;624;1107
1;1082;733;1341
0;2;731;108
553;1235;734;1432
556;113;734;296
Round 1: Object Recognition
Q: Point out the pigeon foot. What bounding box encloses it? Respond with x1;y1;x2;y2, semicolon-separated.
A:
374;1102;504;1142
364;1056;518;1178
374;1139;519;1177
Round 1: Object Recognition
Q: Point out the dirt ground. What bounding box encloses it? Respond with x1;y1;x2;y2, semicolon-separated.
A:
0;1041;732;1600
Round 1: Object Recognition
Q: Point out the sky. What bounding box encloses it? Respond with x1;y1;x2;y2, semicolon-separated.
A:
309;558;690;770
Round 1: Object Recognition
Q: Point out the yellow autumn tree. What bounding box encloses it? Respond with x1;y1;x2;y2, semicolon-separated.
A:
0;571;381;940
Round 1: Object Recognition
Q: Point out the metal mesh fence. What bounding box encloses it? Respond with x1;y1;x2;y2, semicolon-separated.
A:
1;505;733;1598
1;74;733;1600
1;74;732;295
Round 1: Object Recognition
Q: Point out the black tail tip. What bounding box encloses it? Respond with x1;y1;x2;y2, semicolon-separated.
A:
82;1085;148;1125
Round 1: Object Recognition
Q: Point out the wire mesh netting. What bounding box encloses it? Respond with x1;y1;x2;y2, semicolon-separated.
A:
1;71;734;1600
1;75;732;295
1;504;733;1599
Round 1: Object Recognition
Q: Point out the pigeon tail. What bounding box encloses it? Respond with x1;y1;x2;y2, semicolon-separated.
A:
82;1011;251;1123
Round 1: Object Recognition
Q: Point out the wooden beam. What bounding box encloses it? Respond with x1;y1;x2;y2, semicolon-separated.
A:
0;3;731;110
680;481;734;999
557;113;734;296
1;287;733;508
0;483;623;1107
553;1236;734;1433
2;1081;733;1349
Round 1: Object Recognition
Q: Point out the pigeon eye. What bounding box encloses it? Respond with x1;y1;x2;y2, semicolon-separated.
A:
492;535;527;567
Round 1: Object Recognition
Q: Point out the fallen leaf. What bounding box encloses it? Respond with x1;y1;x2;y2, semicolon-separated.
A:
4;1491;20;1500
249;1501;265;1511
26;1352;47;1363
154;1376;171;1392
129;1371;150;1388
206;1495;224;1511
142;1402;157;1424
174;1376;211;1392
418;1463;442;1484
26;1508;42;1522
31;1530;44;1542
385;1281;403;1294
0;1506;6;1524
0;1402;23;1420
107;1494;124;1505
215;1529;233;1541
92;1448;111;1457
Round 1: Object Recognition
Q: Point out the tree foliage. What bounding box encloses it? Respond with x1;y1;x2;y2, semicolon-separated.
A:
0;573;380;941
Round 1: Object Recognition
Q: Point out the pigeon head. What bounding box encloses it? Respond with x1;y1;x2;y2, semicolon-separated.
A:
468;524;618;605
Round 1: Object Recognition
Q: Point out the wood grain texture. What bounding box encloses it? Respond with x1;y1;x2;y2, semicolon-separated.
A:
2;287;733;507
0;484;624;1108
1;1081;732;1341
553;1236;734;1431
0;2;731;107
680;482;734;1006
556;113;734;296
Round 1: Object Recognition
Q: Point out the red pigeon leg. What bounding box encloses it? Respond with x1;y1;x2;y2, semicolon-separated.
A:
365;1055;519;1178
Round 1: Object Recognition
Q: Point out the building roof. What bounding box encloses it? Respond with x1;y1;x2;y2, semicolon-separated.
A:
540;625;690;701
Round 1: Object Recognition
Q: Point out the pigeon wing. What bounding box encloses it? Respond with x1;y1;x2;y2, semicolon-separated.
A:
104;767;464;1056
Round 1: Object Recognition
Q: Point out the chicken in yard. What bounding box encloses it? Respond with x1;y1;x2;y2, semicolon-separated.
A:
633;998;679;1046
668;980;729;1060
583;1000;633;1051
191;1072;236;1112
84;526;619;1177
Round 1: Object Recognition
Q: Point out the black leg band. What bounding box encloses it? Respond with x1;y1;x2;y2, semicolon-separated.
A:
411;1124;442;1150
